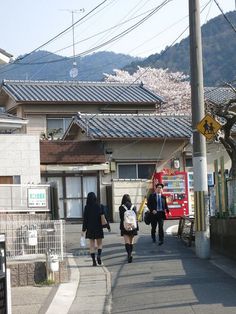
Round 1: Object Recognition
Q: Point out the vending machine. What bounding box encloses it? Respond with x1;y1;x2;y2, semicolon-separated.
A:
187;172;215;217
153;169;189;218
187;172;194;217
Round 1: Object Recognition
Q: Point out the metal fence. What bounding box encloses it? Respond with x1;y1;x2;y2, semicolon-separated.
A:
0;220;65;261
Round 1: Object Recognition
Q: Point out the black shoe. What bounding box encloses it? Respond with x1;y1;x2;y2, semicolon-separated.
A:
152;238;156;243
92;260;97;266
97;256;102;265
128;255;133;263
158;241;163;246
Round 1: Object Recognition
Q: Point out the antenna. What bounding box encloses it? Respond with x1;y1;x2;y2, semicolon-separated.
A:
61;8;85;79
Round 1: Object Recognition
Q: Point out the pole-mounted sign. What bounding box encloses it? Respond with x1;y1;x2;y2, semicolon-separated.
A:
197;113;222;140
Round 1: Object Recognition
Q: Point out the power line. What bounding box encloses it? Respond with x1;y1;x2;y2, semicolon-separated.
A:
12;6;159;67
14;0;108;64
213;0;236;33
11;0;172;66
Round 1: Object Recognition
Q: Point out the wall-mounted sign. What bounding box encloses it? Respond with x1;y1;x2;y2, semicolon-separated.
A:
27;188;47;207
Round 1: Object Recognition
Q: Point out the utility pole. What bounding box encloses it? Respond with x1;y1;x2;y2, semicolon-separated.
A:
189;0;210;258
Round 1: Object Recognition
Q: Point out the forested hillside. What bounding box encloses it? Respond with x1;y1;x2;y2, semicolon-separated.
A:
124;11;236;86
0;51;140;82
1;11;236;86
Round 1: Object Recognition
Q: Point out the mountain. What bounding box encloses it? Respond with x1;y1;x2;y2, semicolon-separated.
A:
0;50;141;82
2;11;236;86
123;11;236;87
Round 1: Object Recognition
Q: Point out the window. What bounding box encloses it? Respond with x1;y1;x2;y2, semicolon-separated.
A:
118;165;136;179
42;174;97;219
118;164;155;179
47;117;72;139
138;164;155;179
185;157;193;167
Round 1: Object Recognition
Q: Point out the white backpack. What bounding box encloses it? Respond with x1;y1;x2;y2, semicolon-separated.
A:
123;205;137;231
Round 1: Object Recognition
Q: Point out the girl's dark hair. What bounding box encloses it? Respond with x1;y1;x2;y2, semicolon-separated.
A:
86;192;97;206
121;194;131;205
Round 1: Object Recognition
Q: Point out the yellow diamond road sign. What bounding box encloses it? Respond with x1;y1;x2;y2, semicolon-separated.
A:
197;114;222;140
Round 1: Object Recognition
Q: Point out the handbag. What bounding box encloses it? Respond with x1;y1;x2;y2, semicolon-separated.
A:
144;211;151;225
101;214;108;227
101;214;111;231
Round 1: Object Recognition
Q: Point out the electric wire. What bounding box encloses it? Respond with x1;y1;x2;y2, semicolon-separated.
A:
0;0;172;77
213;0;236;33
12;0;173;65
90;0;151;52
5;0;108;66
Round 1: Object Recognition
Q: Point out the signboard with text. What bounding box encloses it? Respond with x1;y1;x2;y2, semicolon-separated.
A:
27;188;47;208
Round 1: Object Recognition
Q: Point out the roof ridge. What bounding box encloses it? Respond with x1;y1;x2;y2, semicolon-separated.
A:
78;112;191;117
2;79;141;87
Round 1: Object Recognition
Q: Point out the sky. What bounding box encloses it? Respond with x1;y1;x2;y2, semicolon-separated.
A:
1;0;236;60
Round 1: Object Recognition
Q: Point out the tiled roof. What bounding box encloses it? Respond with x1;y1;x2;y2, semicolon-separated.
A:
40;141;106;164
1;80;164;104
204;87;236;105
0;111;27;122
0;111;28;131
0;49;13;58
65;113;192;139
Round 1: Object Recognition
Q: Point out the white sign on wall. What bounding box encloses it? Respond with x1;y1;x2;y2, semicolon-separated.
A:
27;188;47;207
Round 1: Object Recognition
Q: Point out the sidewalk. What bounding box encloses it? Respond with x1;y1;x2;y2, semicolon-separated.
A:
11;222;236;314
11;250;111;314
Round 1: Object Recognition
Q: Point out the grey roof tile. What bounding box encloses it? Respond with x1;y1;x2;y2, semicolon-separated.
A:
0;111;27;122
67;113;192;139
1;80;164;104
204;87;236;105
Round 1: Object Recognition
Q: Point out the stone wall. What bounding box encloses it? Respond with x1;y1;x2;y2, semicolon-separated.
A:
8;259;68;287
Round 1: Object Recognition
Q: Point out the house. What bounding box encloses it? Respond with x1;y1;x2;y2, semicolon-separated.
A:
0;79;233;221
0;80;165;220
62;112;193;220
0;80;164;139
62;112;233;221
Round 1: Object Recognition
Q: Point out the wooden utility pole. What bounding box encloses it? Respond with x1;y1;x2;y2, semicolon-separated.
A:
189;0;210;258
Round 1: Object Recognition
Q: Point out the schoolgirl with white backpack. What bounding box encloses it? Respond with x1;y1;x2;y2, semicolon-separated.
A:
119;194;138;263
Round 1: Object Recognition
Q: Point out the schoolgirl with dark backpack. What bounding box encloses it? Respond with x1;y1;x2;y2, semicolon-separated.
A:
119;194;138;263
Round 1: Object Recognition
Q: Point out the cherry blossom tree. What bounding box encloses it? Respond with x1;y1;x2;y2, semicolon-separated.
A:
104;67;191;114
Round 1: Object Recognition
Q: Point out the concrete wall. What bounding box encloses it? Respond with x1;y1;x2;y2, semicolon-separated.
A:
210;217;236;260
25;114;47;136
0;134;41;184
112;179;151;222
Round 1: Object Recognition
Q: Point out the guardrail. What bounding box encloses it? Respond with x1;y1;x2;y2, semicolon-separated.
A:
177;216;195;247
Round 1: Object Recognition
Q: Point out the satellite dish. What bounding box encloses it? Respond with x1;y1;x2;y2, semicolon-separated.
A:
69;67;78;78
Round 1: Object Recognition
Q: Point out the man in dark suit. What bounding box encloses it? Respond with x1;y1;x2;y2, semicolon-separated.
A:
147;183;169;245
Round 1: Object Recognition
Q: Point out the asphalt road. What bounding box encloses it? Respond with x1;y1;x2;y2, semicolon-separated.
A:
101;221;236;314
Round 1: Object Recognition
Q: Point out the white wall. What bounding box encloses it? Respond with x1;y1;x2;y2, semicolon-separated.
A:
112;179;151;222
0;134;41;184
